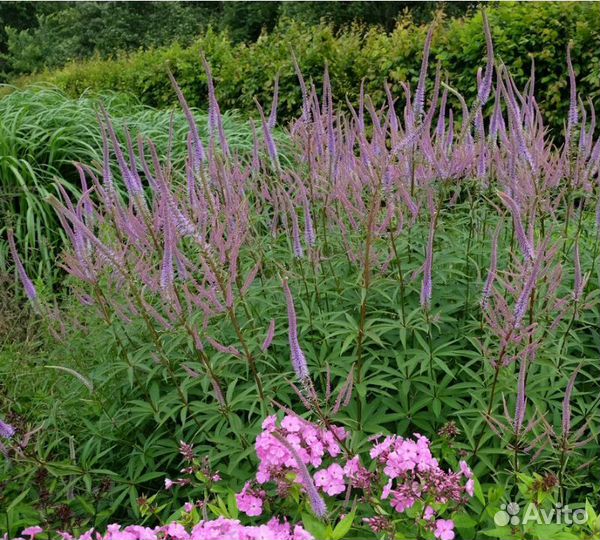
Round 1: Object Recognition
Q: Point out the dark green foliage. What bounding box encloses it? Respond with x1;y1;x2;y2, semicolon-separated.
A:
279;1;475;30
14;3;599;136
0;1;466;80
1;2;221;78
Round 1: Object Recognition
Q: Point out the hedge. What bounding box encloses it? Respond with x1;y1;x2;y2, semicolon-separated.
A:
12;2;600;135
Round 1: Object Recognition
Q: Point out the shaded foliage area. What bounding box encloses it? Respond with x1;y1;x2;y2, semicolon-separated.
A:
13;3;599;138
0;1;473;79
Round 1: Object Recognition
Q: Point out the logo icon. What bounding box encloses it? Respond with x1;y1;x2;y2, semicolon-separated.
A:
494;502;521;526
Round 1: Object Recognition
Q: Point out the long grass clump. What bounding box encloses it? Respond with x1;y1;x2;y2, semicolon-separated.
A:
0;85;260;283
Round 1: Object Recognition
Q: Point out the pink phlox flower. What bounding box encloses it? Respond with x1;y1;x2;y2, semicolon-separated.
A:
262;415;277;432
424;506;436;520
281;415;303;432
459;460;473;478
434;519;455;540
314;463;346;496
21;528;43;540
466;478;475;497
236;482;265;517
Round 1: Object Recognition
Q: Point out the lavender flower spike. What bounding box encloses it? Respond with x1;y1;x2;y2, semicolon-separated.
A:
566;42;578;141
261;319;276;352
282;278;310;382
273;432;327;518
573;240;584;301
513;253;543;327
7;230;37;303
514;358;528;435
303;193;316;247
0;419;15;439
167;69;205;167
414;24;435;117
562;368;579;437
255;98;279;169
478;10;494;106
498;192;534;261
481;223;501;309
420;212;436;309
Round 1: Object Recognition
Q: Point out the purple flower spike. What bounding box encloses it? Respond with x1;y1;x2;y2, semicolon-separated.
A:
303;194;316;247
168;70;205;167
420;212;436;309
481;223;501;310
498;192;534;261
562;368;580;437
573;241;584;301
268;73;279;130
414;25;435;117
273;433;327;518
282;278;310;382
261;319;276;352
566;42;578;142
514;358;528;435
7;230;37;304
478;10;494;106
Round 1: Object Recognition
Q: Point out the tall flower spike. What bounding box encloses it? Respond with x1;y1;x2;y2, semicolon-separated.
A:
481;223;501;310
261;319;276;352
498;191;534;261
513;252;543;327
272;433;327;518
414;24;435;117
478;9;494;106
101;108;144;198
562;367;580;437
167;69;206;168
566;42;578;144
514;358;528;435
7;230;37;304
292;51;310;123
420;211;436;309
200;53;219;135
573;240;584;301
282;278;310;382
255;98;279;169
268;73;279;130
160;201;175;291
302;191;316;247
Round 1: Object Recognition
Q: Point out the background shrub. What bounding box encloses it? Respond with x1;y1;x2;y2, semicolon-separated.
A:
0;1;473;79
12;3;599;136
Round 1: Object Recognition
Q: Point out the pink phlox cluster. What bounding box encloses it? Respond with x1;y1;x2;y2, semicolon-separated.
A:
342;455;373;490
191;517;313;540
372;435;473;514
253;414;346;486
314;463;345;496
17;519;312;540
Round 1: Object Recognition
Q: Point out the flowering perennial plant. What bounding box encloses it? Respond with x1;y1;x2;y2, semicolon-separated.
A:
236;414;473;539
